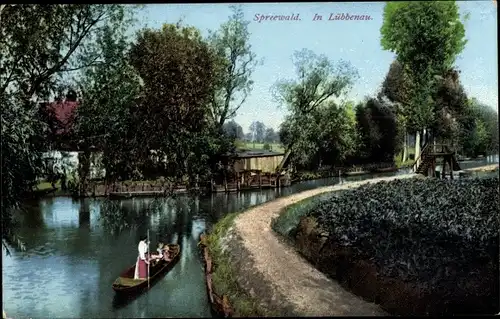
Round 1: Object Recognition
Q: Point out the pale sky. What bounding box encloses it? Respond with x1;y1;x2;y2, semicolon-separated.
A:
136;1;498;132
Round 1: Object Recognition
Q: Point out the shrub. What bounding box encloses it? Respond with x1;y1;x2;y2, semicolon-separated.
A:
272;192;336;238
305;177;499;285
263;143;271;151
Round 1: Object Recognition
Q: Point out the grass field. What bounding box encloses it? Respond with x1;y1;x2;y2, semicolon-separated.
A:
395;146;417;168
241;142;285;153
35;181;60;191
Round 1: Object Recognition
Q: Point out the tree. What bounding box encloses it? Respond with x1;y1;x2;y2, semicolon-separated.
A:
316;101;359;166
431;68;469;145
279;101;359;169
273;49;358;116
278;121;293;150
379;60;469;161
279;113;318;168
75;23;143;186
249;120;266;143
355;98;399;163
264;127;278;143
129;23;230;187
380;1;468;157
208;5;259;127
380;60;412;106
458;99;499;157
1;4;135;252
223;120;244;140
1;5;135;102
273;48;358;169
379;60;411;162
244;132;253;142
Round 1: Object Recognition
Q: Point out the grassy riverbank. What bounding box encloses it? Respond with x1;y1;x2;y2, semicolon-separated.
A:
271;192;336;238
204;212;279;317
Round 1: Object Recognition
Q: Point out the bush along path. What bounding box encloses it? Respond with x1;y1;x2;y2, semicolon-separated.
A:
207;173;417;316
289;176;499;315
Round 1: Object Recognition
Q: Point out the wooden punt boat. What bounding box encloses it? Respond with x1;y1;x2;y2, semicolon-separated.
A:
112;244;180;295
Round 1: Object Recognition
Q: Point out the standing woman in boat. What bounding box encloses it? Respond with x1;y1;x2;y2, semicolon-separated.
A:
134;235;150;279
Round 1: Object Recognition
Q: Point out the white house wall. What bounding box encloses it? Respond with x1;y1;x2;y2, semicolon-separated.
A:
42;151;106;180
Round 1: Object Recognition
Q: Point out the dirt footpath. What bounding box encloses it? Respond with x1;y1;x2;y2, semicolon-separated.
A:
228;174;417;316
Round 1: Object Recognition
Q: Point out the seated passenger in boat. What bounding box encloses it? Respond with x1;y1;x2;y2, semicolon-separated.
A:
162;244;172;261
150;242;165;263
134;236;150;280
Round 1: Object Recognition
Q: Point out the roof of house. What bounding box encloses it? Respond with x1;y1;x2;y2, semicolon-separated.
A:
43;100;79;135
234;149;285;158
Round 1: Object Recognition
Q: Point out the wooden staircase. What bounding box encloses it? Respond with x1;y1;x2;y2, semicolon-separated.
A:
413;143;461;176
275;148;292;175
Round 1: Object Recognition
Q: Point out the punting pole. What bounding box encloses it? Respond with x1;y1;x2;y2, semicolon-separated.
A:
147;228;150;289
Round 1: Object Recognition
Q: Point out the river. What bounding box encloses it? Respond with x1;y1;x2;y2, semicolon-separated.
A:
2;156;498;318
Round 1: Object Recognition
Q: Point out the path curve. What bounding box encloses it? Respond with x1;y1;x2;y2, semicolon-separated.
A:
230;174;417;316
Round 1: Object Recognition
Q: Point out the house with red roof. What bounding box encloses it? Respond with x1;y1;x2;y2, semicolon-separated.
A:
41;90;79;141
39;90;106;180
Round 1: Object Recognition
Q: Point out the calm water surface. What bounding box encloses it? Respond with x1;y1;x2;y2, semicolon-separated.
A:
2;157;497;318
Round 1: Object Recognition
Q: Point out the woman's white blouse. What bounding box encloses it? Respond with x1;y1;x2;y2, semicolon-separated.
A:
138;240;148;260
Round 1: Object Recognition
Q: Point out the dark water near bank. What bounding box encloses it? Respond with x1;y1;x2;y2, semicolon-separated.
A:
2;156;497;318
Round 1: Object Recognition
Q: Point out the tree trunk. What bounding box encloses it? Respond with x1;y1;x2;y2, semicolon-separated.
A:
422;128;427;147
415;130;421;162
78;151;91;197
61;174;67;191
402;130;408;163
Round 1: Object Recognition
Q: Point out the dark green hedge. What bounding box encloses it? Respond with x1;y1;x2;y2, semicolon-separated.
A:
307;177;499;284
271;191;336;238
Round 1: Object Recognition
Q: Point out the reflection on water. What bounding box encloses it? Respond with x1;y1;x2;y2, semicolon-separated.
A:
458;154;499;169
2;158;497;318
3;196;212;318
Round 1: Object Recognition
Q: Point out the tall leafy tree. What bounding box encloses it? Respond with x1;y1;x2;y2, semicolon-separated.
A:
129;23;230;187
273;48;358;167
1;4;135;252
75;23;143;187
379;60;469;161
459;99;499;157
316;101;359;166
1;5;134;101
380;1;468;156
249;120;266;143
273;49;358;116
279;101;359;169
431;68;469;145
280;113;318;168
379;60;411;161
208;5;259;127
223;120;244;140
264;127;278;143
355;98;399;163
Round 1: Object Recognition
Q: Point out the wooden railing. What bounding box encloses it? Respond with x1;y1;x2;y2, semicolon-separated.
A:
412;142;431;173
275;149;292;174
412;143;456;173
428;143;454;154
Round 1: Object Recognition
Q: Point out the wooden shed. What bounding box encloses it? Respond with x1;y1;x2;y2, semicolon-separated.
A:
210;149;290;192
232;149;285;173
